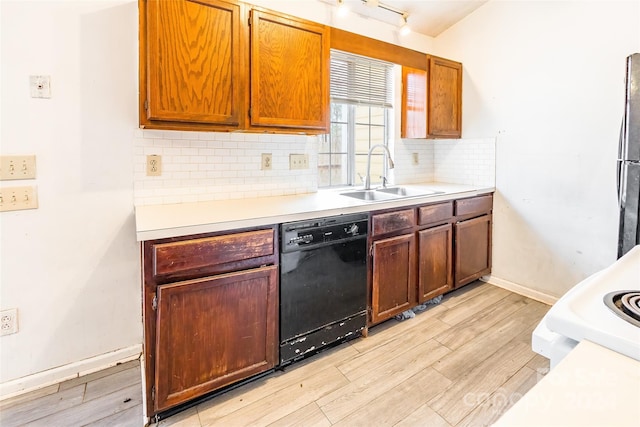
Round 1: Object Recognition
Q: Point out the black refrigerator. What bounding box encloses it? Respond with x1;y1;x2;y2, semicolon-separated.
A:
618;53;640;258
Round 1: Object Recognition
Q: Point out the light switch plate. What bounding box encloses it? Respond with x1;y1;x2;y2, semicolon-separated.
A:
0;155;36;180
261;153;272;170
289;154;309;170
0;186;38;212
412;152;419;165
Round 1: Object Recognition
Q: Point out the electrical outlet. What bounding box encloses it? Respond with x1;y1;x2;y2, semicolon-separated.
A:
146;155;162;176
0;186;38;212
412;152;419;165
30;75;51;99
289;154;309;170
0;155;36;180
0;308;18;336
261;153;272;170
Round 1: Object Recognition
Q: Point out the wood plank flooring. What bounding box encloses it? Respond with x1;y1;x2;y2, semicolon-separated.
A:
0;281;550;427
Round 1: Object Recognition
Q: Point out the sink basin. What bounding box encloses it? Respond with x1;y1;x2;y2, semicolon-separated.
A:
340;187;444;202
340;190;399;202
376;187;444;197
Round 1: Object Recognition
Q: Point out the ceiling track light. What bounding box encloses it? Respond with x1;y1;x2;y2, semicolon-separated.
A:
336;0;349;18
399;13;411;36
360;0;411;35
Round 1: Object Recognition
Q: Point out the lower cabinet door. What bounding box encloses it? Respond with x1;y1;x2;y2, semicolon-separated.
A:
371;234;416;324
418;223;453;302
454;214;492;287
154;266;278;412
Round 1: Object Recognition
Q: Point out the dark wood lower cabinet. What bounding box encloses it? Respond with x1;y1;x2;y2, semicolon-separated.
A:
369;196;492;326
154;266;278;412
418;223;453;302
370;234;416;324
454;214;492;287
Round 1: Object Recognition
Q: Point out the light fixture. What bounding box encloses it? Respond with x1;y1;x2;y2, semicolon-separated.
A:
360;0;411;35
399;14;411;36
336;0;349;18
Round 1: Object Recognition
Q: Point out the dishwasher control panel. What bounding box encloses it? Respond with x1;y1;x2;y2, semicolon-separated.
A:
281;213;369;252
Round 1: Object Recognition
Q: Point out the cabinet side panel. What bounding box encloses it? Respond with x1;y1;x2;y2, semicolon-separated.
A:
154;266;278;412
401;67;427;139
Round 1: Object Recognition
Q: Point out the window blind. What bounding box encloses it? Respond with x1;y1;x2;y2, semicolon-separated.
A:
330;49;394;108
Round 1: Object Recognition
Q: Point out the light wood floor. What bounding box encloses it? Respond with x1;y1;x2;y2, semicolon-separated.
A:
0;281;550;427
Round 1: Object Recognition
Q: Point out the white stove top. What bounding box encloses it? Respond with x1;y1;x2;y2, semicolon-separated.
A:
534;245;640;365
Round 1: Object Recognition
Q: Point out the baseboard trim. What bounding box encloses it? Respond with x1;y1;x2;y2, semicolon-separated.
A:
0;344;142;401
481;275;558;305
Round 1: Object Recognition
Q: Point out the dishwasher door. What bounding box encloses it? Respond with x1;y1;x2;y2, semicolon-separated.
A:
280;214;368;364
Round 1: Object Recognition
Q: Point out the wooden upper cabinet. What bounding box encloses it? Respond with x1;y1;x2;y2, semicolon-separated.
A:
427;56;462;138
142;0;245;129
249;9;329;131
400;56;462;139
401;67;427;139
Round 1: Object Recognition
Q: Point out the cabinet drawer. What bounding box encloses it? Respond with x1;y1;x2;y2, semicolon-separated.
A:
372;209;415;236
455;195;493;217
418;201;453;226
153;229;275;277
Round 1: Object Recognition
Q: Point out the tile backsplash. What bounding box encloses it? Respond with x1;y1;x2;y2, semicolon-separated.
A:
433;138;496;187
133;130;496;206
133;130;318;206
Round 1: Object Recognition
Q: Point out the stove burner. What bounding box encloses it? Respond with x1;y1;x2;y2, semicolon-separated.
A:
604;291;640;327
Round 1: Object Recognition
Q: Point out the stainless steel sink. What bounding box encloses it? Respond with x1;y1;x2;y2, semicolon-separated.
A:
340;187;444;202
376;187;444;197
340;190;399;202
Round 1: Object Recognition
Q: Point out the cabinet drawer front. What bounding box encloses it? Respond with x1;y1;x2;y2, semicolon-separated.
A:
372;209;415;236
153;229;274;277
455;195;493;217
418;201;453;226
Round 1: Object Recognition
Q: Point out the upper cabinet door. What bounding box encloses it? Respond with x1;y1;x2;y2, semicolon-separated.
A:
427;56;462;138
250;9;329;131
143;0;245;127
401;67;428;139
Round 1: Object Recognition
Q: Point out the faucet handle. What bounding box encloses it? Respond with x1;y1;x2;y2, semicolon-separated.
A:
357;173;365;184
380;176;389;188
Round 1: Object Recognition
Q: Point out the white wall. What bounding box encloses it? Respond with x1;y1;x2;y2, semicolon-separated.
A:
0;0;141;390
434;0;640;297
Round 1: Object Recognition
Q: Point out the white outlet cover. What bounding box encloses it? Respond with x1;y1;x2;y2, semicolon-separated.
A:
0;308;18;336
30;75;51;98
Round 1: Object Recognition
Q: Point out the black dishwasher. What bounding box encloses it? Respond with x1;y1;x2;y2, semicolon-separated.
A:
279;213;368;365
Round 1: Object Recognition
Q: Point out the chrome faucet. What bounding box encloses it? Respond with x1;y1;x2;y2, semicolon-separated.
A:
364;144;395;190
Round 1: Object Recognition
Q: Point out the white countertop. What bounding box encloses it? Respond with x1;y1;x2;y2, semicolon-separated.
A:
134;182;494;241
495;340;640;427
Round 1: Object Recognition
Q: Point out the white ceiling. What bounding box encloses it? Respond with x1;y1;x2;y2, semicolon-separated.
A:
332;0;488;37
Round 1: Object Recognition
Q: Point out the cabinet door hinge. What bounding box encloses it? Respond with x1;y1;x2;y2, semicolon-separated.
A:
144;99;149;111
152;294;157;311
151;386;155;403
248;15;252;26
369;244;374;258
248;108;252;119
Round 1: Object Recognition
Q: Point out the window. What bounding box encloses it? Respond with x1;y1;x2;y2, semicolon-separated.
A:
318;50;395;188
